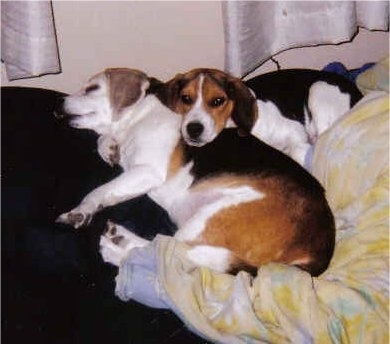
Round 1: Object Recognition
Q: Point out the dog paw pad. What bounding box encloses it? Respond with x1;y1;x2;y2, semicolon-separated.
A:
68;212;84;223
56;211;92;229
112;235;125;245
105;220;117;235
70;212;91;228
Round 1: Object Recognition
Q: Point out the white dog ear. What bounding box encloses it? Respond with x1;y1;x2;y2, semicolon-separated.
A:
105;68;148;121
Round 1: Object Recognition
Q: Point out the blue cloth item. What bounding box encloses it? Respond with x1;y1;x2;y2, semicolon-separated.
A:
115;239;170;309
322;62;375;82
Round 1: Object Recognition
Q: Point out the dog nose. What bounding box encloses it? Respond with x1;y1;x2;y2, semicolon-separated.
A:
186;122;204;139
53;96;67;119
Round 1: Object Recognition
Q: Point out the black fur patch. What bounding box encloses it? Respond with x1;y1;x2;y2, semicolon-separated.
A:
245;69;363;123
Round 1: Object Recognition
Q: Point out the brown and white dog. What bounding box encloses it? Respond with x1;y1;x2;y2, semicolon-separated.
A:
245;69;363;166
56;68;335;276
157;68;362;166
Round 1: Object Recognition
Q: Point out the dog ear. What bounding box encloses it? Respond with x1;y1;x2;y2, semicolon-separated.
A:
146;77;164;95
226;78;258;136
106;68;148;120
154;73;185;110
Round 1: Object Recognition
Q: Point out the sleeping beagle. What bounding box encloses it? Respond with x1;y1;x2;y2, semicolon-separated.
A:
56;68;335;276
245;69;363;166
55;68;181;228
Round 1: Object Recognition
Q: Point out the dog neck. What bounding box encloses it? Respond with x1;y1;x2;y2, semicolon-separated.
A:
110;94;164;143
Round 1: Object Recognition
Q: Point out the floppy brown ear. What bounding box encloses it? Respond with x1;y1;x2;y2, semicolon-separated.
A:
146;77;164;95
154;73;185;110
105;68;148;120
226;78;258;135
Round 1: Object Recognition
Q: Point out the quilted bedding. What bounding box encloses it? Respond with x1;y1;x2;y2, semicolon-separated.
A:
115;64;389;343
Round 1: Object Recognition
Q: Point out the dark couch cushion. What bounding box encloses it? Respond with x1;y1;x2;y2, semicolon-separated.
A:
1;87;205;344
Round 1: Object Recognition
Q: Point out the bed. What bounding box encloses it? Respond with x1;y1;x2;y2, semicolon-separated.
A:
1;87;205;343
113;57;390;343
2;2;389;342
3;57;388;343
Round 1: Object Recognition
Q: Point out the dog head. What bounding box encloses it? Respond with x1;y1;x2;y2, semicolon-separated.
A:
156;68;258;146
57;68;160;135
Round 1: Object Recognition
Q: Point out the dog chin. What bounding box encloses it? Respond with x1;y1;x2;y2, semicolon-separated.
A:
69;119;82;128
68;117;94;131
67;115;84;127
183;136;207;147
67;111;97;129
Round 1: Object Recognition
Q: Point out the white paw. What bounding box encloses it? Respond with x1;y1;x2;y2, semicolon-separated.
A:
100;235;127;266
56;208;93;229
97;135;120;166
99;221;149;266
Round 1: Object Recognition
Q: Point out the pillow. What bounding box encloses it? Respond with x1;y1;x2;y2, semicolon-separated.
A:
356;56;389;94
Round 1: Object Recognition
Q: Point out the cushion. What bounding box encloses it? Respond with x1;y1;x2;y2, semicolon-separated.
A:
1;87;200;343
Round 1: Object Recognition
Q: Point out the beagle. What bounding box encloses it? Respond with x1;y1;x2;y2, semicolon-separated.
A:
57;68;335;276
55;68;181;228
245;69;363;166
54;69;335;275
156;68;362;166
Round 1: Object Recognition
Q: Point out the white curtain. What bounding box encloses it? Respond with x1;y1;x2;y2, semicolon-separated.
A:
223;1;389;77
1;0;61;80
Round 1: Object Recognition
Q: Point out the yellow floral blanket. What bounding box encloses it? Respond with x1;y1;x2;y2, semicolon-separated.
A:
116;90;389;342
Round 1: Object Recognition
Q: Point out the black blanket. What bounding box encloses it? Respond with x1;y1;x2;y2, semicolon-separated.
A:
2;87;207;343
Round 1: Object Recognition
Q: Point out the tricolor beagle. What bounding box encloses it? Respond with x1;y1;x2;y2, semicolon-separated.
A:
245;69;363;166
56;68;335;276
158;68;362;166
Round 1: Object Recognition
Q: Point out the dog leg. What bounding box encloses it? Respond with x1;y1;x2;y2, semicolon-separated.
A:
307;81;351;139
97;135;120;166
186;245;235;273
288;143;312;167
56;166;164;228
252;99;311;166
99;221;149;266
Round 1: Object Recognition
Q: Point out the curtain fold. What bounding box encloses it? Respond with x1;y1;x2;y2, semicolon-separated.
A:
223;1;389;77
1;0;61;80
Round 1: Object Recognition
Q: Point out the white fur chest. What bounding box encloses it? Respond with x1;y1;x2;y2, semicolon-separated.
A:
113;96;182;180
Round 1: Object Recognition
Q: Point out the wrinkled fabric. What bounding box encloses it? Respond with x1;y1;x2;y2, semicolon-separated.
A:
1;1;60;80
356;56;389;95
223;1;389;77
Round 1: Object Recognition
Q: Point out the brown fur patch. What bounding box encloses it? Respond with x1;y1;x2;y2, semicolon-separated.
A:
156;68;258;135
167;141;186;178
201;75;235;134
173;76;200;115
189;174;334;276
105;68;149;120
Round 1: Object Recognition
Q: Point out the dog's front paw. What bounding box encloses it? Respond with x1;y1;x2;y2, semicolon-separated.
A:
99;221;131;266
56;210;92;229
97;135;120;166
99;221;150;266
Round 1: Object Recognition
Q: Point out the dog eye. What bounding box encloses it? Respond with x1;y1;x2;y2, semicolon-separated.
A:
85;84;100;93
180;94;193;105
210;97;225;107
